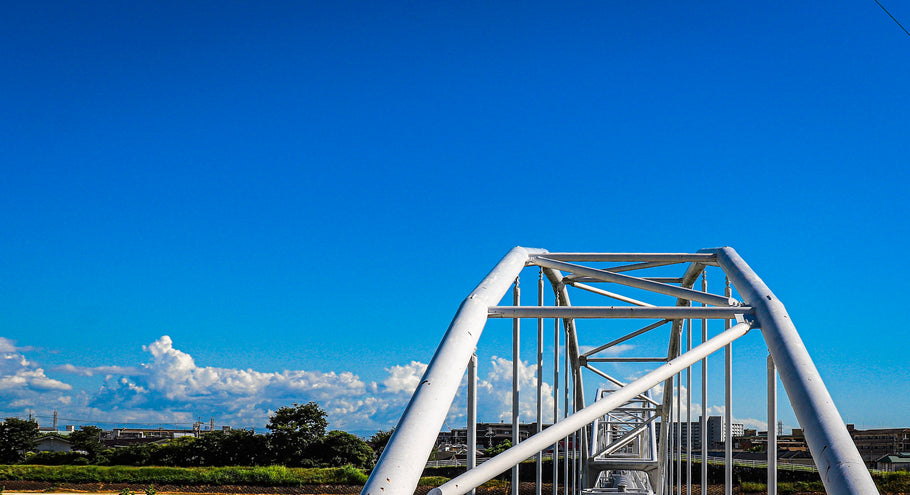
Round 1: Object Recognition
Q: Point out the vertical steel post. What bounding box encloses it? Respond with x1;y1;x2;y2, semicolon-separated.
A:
553;313;559;495
537;270;544;495
513;278;521;495
686;318;692;495
566;364;578;494
468;353;478;495
724;278;732;495
676;371;682;492
571;375;577;495
665;414;671;495
563;325;569;495
768;354;777;495
700;272;708;495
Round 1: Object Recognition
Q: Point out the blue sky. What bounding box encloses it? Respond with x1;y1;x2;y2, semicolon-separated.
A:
2;1;909;435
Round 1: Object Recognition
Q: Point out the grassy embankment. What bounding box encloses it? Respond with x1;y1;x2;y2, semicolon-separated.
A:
725;471;910;495
0;465;479;489
0;465;368;486
3;464;909;493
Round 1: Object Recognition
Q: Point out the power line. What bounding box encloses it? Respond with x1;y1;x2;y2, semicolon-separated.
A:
873;0;910;38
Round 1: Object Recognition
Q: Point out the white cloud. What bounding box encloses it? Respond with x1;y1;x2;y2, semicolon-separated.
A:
10;336;725;434
53;363;145;377
74;336;418;431
0;340;71;393
442;356;556;426
0;337;36;353
0;337;73;416
382;361;428;394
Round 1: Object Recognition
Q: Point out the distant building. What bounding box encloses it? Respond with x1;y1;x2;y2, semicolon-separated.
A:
436;422;550;449
875;452;910;472
656;416;743;450
735;428;808;452
106;427;198;440
34;435;73;453
847;424;910;466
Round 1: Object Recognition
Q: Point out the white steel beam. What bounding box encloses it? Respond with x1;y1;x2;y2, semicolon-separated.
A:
566;281;655;307
533;253;717;263
511;279;520;495
768;354;778;495
429;321;753;495
536;271;544;495
530;256;735;307
488;306;750;319
362;246;546;495
713;247;878;495
467;353;477;495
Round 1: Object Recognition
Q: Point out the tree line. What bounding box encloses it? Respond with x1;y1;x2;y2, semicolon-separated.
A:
0;402;393;470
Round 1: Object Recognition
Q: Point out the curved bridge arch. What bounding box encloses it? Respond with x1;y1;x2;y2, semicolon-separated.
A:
362;247;876;495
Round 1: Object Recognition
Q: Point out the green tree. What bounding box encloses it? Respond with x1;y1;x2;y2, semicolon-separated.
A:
69;426;105;461
220;429;270;466
152;436;199;466
267;402;328;467
314;430;374;469
367;428;394;461
107;442;159;466
485;439;511;457
0;418;38;464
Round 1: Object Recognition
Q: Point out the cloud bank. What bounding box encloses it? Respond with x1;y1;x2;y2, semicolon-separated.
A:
3;335;763;434
3;336;558;432
0;337;73;411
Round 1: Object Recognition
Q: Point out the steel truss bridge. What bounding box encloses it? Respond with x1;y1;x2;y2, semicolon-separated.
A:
362;247;877;495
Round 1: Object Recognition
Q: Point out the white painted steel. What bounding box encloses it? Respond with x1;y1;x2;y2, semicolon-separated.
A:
676;371;682;491
713;247;878;495
685;318;692;495
512;280;520;495
487;306;750;319
566;281;655;307
768;354;778;495
541;268;586;413
592;416;659;458
587;260;679;273
536;272;544;495
468;353;477;495
582;364;660;407
552;312;559;495
428;322;753;495
700;273;708;495
531;257;736;307
532;253;717;263
361;246;546;495
725;279;733;495
368;246;874;495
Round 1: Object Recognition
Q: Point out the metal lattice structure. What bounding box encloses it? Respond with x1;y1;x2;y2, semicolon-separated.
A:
361;247;877;495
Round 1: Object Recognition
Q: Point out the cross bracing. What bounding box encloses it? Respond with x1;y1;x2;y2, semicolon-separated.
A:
361;247;877;495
